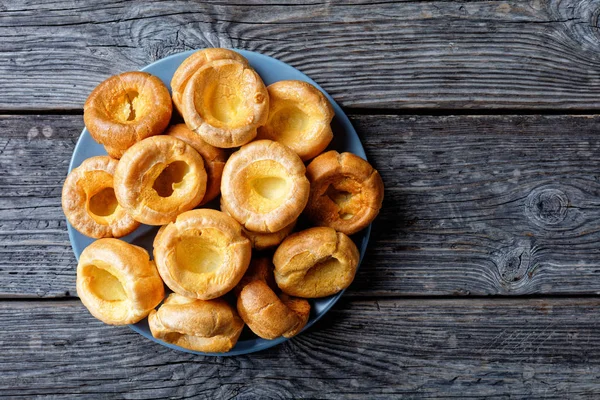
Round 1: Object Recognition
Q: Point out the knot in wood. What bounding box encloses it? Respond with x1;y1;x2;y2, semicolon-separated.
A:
498;246;531;285
526;188;568;226
553;0;600;50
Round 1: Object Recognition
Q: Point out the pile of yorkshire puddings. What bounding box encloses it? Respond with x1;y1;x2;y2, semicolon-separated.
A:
62;48;384;352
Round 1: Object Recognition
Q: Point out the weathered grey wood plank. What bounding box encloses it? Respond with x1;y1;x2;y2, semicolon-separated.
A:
3;0;600;110
1;298;600;398
359;113;600;296
0;115;77;298
2;114;600;298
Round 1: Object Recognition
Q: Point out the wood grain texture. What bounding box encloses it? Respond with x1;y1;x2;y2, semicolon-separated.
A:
0;115;78;298
1;298;600;398
3;0;600;110
360;113;600;296
2;114;600;298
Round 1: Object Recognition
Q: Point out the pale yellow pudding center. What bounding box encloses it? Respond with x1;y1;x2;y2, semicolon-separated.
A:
81;170;120;225
196;63;254;129
85;264;127;302
88;187;118;217
239;160;292;213
152;161;190;198
325;183;358;220
251;176;288;201
210;89;242;124
270;104;310;144
111;90;148;123
176;235;224;275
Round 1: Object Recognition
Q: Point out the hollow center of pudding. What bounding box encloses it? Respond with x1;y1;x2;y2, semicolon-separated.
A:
326;185;352;205
211;89;242;124
124;90;139;121
88;187;118;217
113;90;144;123
325;183;359;220
86;264;127;302
241;160;291;213
176;234;224;275
153;161;190;197
199;63;253;128
271;104;310;143
251;177;288;200
81;170;119;224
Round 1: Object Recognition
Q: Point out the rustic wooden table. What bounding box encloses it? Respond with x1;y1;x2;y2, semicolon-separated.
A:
3;0;600;398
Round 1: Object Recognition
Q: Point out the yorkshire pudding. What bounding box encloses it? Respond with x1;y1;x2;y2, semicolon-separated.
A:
221;140;309;233
62;156;139;238
305;151;384;235
234;257;277;295
236;258;310;339
181;59;268;148
171;48;248;115
258;80;334;161
76;238;164;325
103;145;127;160
243;220;296;251
273;227;360;298
166;124;227;205
153;209;251;300
148;293;244;353
84;71;172;158
114;136;207;225
220;197;296;250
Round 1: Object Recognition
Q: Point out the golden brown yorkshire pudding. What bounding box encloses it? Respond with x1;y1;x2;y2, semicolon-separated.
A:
84;72;172;158
273;227;360;298
243;220;297;251
305;151;384;235
220;197;296;250
221;140;309;233
148;293;244;353
62;156;139;238
258;80;334;161
181;59;269;148
171;48;248;115
114;136;207;225
165;124;227;205
153;209;251;300
76;238;164;325
233;257;277;295
236;258;310;339
103;145;127;160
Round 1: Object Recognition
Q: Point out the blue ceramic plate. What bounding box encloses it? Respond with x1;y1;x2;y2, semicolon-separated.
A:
67;49;371;356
